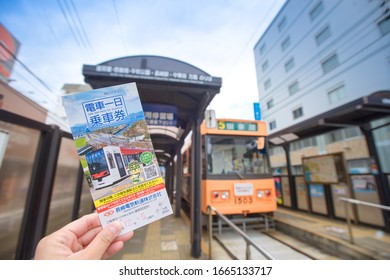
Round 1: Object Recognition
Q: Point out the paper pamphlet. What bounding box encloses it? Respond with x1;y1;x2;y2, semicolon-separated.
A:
61;82;173;235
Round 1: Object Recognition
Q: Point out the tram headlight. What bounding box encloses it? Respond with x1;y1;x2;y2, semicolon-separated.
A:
221;191;229;200
257;190;264;198
212;191;219;199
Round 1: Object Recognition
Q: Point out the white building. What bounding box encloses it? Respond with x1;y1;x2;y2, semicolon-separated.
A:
252;0;390;227
253;0;390;133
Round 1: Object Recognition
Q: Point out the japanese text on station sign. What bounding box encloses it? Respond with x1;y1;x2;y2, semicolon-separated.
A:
143;103;177;126
144;111;175;126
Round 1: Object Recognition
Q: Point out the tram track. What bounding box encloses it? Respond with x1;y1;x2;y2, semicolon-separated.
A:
210;228;342;260
209;228;312;260
206;217;340;260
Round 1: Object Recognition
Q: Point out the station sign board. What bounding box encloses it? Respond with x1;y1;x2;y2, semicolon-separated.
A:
95;64;214;85
143;103;177;127
253;102;261;120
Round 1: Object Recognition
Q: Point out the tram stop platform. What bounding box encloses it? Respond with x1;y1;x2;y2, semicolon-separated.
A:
271;207;390;260
110;206;390;260
111;208;208;260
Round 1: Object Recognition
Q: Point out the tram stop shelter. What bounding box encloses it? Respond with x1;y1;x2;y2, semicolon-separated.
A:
82;55;222;257
268;91;390;231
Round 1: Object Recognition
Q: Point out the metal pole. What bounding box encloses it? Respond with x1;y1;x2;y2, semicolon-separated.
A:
16;125;62;259
191;116;202;258
209;206;275;260
360;125;390;231
72;164;84;220
208;207;213;260
175;141;183;217
344;201;354;244
282;144;298;209
246;243;251;260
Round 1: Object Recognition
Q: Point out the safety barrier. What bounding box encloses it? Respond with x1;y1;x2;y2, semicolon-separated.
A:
0;110;86;259
339;197;390;244
207;205;275;260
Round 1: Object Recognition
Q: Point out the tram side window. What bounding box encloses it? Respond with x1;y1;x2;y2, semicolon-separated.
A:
107;152;115;169
123;155;129;166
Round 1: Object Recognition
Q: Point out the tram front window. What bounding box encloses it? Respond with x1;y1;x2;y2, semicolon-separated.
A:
86;149;110;179
206;136;269;176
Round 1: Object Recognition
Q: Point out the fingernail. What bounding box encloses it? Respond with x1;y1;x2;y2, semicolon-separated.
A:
108;222;122;235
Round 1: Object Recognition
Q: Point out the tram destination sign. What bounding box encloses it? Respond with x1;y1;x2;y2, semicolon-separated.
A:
218;121;258;132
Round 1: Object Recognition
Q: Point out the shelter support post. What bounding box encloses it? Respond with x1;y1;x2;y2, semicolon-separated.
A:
175;140;184;217
165;161;174;204
360;125;390;231
282;144;298;209
72;164;85;221
169;160;175;203
15;125;62;260
191;116;202;258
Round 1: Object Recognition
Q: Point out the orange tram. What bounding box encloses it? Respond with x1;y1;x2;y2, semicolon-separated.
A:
181;118;277;219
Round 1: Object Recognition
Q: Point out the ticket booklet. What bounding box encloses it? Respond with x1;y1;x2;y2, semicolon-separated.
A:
61;82;173;235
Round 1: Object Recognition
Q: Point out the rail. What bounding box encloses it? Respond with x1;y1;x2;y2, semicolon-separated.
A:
207;205;275;260
339;197;390;244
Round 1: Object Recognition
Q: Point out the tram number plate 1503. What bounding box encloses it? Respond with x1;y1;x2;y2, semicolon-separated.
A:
234;183;253;204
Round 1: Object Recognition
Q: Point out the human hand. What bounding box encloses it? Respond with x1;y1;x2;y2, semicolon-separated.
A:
34;213;134;260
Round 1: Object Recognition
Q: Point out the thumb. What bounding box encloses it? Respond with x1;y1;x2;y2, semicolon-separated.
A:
82;221;123;260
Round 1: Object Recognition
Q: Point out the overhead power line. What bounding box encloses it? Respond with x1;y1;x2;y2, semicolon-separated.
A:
69;0;96;61
223;0;284;78
56;0;96;62
57;0;82;47
112;0;129;54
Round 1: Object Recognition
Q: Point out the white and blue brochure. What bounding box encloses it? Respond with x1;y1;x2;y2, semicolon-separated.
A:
61;82;173;235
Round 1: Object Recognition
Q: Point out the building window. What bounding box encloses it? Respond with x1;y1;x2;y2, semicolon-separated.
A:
292;107;303;119
315;25;331;46
281;36;291;52
267;99;274;109
310;1;324;21
269;146;284;156
259;43;266;55
322;53;339;74
285;58;295;72
269;120;276;130
290;137;317;151
264;78;271;90
289;81;299;95
327;129;343;143
344;126;361;139
328;84;346;104
347;158;370;174
278;17;287;32
326;127;361;144
291;165;303;175
262;60;269;72
378;15;390;35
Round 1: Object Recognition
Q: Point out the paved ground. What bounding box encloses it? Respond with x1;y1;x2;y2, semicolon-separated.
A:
109;206;390;260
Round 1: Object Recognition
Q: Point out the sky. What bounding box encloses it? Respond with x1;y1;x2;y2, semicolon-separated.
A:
0;0;286;121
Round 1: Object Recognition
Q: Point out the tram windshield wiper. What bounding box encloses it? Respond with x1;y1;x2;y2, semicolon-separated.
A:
234;171;245;179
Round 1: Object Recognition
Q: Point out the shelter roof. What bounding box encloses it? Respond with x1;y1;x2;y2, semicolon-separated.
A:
269;91;390;145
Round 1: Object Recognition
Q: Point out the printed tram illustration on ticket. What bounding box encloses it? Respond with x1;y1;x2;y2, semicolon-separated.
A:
61;82;173;234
